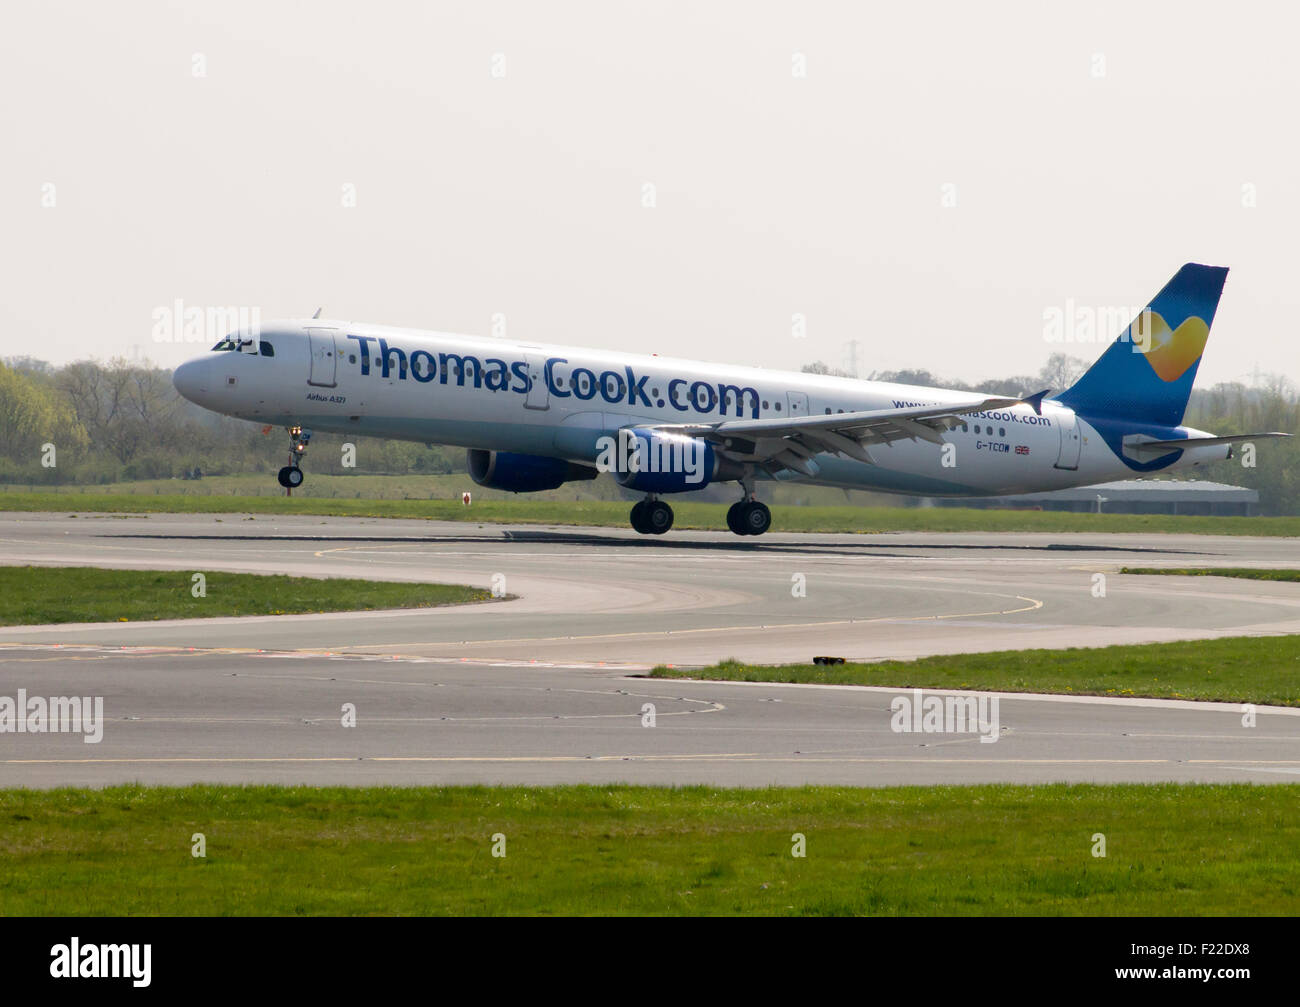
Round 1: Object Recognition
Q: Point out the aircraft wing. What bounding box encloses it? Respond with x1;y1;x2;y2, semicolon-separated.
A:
645;395;1023;475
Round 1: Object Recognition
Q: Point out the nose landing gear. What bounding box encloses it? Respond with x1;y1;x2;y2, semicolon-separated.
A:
277;426;311;491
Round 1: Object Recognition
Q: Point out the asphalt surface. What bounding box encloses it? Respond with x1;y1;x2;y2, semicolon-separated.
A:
1;511;1298;787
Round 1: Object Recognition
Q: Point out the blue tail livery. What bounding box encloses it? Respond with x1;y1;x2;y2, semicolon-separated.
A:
1054;263;1228;427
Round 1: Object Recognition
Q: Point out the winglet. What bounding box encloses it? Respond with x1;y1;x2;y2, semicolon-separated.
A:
312;307;322;319
1022;388;1051;415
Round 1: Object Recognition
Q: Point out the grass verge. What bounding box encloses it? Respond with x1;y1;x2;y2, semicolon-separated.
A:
0;566;492;625
3;490;1300;535
651;634;1300;706
1;783;1296;915
1122;567;1300;582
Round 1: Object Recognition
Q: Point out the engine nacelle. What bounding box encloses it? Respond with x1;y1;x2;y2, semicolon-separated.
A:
467;449;598;493
607;429;742;493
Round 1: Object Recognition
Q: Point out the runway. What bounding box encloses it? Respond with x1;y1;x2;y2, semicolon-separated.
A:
1;511;1299;787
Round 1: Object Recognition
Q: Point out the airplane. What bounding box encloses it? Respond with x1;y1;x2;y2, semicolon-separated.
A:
173;263;1289;536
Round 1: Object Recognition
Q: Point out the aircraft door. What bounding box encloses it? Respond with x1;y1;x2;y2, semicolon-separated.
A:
787;391;809;417
307;328;338;388
1054;408;1081;470
524;354;549;410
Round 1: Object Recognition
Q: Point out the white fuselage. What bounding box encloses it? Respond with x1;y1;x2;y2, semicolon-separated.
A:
173;320;1229;496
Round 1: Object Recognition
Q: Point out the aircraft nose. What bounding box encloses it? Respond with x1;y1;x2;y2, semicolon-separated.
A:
172;358;208;402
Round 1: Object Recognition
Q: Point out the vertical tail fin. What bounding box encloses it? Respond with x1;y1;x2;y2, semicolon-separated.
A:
1054;263;1228;427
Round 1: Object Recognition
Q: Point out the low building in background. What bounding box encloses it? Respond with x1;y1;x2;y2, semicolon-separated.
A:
932;480;1259;516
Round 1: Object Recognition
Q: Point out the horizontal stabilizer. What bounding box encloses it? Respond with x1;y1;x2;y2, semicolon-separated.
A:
1124;431;1291;460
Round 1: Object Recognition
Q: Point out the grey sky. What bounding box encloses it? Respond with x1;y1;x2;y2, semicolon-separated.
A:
1;0;1296;389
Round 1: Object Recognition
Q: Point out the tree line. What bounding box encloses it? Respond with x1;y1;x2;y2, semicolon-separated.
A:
0;356;459;485
2;353;1297;512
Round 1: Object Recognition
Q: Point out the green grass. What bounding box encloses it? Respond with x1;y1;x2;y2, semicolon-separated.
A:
0;566;493;625
2;489;1299;535
652;634;1300;707
1;784;1296;915
1122;567;1300;582
1;473;905;508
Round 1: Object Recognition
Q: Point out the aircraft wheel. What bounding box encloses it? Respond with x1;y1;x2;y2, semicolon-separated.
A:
738;500;771;536
726;501;746;535
644;500;674;535
629;500;650;534
278;465;304;489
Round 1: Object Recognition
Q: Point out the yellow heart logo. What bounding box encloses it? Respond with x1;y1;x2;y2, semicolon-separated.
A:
1131;311;1209;382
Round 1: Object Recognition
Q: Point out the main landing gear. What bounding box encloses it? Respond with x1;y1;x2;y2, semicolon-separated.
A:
726;470;770;536
726;499;771;536
276;425;310;490
630;496;674;535
627;496;770;536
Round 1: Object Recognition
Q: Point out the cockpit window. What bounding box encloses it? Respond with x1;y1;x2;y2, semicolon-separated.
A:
259;341;275;357
213;336;261;353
